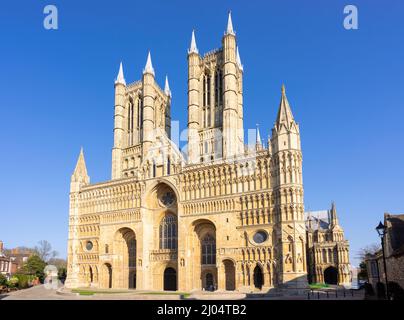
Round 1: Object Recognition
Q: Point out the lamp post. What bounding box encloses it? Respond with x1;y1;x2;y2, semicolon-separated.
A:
376;221;390;300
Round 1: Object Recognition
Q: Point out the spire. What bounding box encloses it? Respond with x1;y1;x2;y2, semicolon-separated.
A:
256;124;262;145
275;84;295;129
236;46;243;71
330;201;339;226
164;75;171;97
255;124;263;151
226;11;235;35
188;30;199;54
115;62;126;85
71;147;89;184
143;51;155;76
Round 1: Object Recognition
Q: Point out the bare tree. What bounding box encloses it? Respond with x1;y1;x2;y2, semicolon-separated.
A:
356;243;381;261
34;240;58;262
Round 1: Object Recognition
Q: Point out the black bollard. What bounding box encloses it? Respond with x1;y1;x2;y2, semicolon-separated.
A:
326;291;329;298
317;292;320;299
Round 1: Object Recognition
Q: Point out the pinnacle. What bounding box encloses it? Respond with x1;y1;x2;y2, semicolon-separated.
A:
143;51;155;76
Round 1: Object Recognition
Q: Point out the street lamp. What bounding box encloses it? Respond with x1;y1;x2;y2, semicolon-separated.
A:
375;221;390;300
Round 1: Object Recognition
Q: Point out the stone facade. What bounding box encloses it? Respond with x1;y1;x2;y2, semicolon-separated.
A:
65;13;308;292
365;213;404;293
305;204;351;286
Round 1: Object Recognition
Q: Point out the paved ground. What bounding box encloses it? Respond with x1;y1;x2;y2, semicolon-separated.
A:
0;285;364;300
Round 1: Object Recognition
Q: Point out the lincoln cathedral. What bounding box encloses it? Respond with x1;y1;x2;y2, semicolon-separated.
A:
65;13;350;293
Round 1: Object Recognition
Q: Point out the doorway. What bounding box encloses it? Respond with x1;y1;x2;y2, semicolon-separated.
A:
163;267;177;291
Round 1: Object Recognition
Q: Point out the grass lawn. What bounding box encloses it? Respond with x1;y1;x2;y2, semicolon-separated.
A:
309;283;330;289
72;289;130;295
72;288;190;297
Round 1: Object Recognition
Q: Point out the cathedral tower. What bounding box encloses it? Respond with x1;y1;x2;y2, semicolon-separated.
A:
111;53;172;179
271;85;307;289
187;12;244;164
65;148;90;288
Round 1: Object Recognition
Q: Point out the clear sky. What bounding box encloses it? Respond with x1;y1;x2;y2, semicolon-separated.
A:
0;0;403;266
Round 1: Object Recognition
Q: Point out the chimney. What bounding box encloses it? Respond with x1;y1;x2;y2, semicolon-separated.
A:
0;240;3;253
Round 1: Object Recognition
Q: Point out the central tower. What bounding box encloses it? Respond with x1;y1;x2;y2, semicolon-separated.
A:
187;13;244;164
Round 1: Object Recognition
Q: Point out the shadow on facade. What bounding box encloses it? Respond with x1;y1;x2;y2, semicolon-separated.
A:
245;275;309;299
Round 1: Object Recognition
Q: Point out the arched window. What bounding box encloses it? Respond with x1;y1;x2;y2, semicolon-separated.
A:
201;234;216;265
159;214;177;249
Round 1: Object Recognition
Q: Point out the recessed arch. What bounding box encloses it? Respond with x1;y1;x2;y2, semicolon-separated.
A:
253;264;264;290
324;266;338;285
113;227;136;289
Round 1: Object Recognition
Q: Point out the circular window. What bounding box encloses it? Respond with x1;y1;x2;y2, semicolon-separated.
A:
161;192;175;207
253;231;268;244
86;241;93;251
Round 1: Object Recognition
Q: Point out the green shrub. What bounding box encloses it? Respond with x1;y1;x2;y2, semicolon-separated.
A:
0;273;7;286
14;274;33;289
7;276;19;288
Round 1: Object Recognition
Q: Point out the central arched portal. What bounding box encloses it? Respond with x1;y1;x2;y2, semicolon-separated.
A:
163;267;177;291
113;227;136;289
324;266;338;285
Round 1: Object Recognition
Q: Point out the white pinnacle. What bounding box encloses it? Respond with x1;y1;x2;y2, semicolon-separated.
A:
236;47;243;71
226;11;235;35
256;124;262;145
143;51;155;76
188;30;198;54
164;75;171;97
115;62;126;85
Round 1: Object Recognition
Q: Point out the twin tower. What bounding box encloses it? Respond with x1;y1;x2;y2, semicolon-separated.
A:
111;13;247;180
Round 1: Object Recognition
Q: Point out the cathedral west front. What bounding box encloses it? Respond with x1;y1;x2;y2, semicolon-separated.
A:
65;13;312;293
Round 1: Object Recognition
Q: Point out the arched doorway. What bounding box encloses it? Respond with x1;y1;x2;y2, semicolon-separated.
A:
223;260;236;291
324;266;338;285
253;265;264;289
205;273;214;291
163;267;177;291
89;266;93;283
101;263;112;289
114;228;136;289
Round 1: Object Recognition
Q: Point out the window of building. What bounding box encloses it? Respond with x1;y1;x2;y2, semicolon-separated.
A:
167;157;171;175
253;231;268;244
86;241;93;251
128;238;136;267
201;234;216;265
159;214;177;249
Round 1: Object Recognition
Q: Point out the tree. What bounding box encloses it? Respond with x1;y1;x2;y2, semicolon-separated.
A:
356;244;381;261
19;254;46;282
34;240;58;263
357;244;381;281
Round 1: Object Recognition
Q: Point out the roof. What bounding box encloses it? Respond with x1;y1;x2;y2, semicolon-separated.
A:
304;210;330;230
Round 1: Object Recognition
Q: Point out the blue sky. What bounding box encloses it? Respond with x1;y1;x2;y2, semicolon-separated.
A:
0;0;403;266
